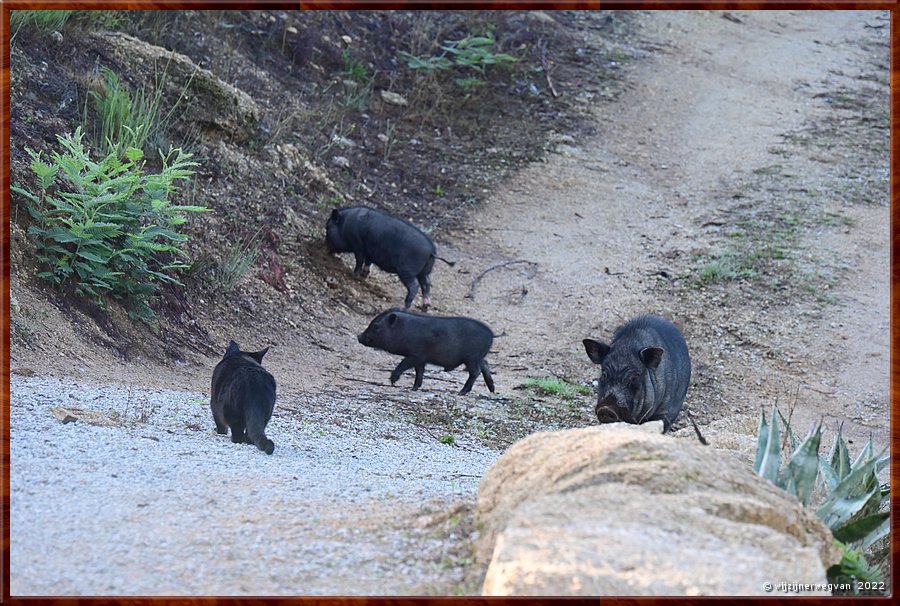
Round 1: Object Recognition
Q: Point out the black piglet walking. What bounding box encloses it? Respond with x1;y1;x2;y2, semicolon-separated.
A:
210;340;276;455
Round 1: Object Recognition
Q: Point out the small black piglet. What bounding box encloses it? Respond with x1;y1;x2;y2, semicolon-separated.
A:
358;309;495;395
210;340;276;454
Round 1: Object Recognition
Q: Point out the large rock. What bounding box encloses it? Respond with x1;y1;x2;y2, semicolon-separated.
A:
476;425;841;596
90;32;259;142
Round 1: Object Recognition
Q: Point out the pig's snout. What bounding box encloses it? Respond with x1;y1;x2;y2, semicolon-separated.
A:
595;392;631;424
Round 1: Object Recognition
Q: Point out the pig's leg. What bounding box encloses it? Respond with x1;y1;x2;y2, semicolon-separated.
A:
211;398;228;434
399;274;419;309
390;357;416;385
229;417;247;444
460;363;480;395
352;253;368;278
417;272;432;311
412;364;426;390
480;360;495;393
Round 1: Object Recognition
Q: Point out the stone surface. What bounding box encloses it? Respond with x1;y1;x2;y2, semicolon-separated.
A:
91;32;260;142
476;425;841;596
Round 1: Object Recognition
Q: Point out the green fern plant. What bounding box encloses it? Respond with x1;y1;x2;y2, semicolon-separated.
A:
754;406;889;594
11;127;206;322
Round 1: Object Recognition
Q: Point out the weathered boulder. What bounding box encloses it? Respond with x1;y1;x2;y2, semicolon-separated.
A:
90;32;259;142
476;425;841;596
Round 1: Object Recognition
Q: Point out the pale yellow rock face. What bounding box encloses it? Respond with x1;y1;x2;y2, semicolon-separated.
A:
476;425;841;596
91;32;260;143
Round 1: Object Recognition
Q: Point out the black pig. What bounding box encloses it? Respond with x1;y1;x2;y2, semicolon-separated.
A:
358;309;495;395
325;206;454;310
210;340;276;454
582;315;690;433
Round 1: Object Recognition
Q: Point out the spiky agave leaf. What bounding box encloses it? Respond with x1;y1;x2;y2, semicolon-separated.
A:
754;405;782;482
832;511;890;546
816;446;887;530
753;407;768;474
780;421;821;506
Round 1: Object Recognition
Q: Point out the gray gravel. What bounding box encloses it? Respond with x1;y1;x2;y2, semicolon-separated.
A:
10;375;500;596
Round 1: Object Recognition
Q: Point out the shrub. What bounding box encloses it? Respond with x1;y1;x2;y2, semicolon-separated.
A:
753;405;889;594
11;127;206;322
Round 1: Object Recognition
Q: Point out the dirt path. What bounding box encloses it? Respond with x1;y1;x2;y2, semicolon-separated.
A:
431;9;889;453
10;10;888;597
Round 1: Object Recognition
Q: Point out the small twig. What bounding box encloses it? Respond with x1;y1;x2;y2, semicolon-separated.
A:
538;40;560;98
781;383;800;452
802;385;836;395
466;260;538;299
339;376;388;388
683;409;708;445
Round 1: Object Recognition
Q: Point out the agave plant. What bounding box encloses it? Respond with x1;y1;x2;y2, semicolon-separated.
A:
754;405;889;594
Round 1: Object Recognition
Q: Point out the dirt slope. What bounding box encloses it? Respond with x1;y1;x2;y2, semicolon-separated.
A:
8;10;889;596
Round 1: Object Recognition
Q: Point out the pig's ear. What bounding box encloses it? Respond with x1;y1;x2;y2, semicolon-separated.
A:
330;208;343;223
640;347;664;370
387;312;399;327
226;340;240;354
249;347;269;363
583;339;610;364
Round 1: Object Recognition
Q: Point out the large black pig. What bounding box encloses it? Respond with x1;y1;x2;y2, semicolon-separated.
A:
358;308;495;395
582;315;690;433
325;206;454;311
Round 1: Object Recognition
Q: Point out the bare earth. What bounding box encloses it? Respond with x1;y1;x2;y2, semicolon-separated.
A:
9;10;889;596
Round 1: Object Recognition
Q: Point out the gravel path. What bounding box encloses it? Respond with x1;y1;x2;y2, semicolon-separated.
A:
10;375;499;595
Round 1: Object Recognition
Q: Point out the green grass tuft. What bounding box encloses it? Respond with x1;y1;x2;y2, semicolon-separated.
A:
11;10;73;41
522;377;591;399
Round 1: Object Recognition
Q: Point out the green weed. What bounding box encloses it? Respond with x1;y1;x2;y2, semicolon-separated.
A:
695;251;758;284
522;377;591;399
214;229;262;292
86;61;195;161
339;50;373;112
10;10;73;42
398;31;517;89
